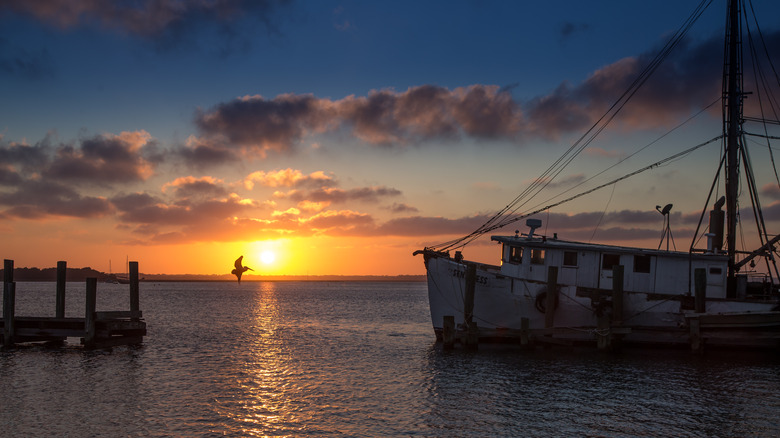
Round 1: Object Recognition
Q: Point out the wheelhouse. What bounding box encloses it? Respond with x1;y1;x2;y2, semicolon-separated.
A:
492;235;730;298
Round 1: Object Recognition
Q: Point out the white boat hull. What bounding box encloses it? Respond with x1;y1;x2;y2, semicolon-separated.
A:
424;253;780;349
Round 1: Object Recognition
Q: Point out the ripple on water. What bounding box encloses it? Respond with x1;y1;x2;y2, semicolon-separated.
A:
2;282;780;436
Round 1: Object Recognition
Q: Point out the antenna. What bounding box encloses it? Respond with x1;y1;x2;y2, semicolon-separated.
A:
656;203;676;251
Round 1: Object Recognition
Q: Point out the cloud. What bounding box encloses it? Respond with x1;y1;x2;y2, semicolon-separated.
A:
185;28;773;164
43;131;158;185
303;210;374;231
528;173;587;190
558;22;590;43
0;137;50;172
761;183;780;201
0;180;111;219
339;84;522;145
0;165;23;185
0;0;291;54
385;203;419;214
161;176;228;200
177;135;239;168
194;93;336;155
584;147;624;158
243;168;334;190
0;131;158;219
111;191;251;226
374;214;493;237
281;186;401;204
297;200;329;213
187;84;522;160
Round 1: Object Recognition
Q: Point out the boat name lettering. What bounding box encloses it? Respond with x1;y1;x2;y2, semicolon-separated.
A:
449;268;488;285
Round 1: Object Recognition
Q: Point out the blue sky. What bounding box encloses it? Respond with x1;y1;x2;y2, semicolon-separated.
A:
1;0;779;275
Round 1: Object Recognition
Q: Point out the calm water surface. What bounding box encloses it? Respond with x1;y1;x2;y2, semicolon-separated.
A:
2;281;780;436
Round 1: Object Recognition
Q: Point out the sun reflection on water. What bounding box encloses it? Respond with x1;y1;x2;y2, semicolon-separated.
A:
214;282;310;436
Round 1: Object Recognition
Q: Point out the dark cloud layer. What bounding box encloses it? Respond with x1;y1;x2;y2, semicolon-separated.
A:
183;30;780;166
0;0;292;57
0;131;158;219
0;0;289;36
0;180;110;219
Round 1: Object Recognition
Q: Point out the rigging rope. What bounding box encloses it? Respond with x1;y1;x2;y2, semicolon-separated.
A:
432;0;715;252
438;136;722;243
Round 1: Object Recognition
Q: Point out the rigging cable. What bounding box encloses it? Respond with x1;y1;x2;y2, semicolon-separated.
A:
433;0;714;252
446;136;723;238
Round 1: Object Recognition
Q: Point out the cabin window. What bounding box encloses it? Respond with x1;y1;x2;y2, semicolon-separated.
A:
709;267;722;275
563;251;578;267
633;255;651;273
509;246;523;264
530;249;545;265
602;254;620;270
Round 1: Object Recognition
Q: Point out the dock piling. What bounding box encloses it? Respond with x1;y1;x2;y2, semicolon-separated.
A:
3;282;15;347
520;317;530;347
545;266;558;329
442;315;455;349
3;260;14;347
56;261;66;318
84;278;97;348
465;321;479;349
1;259;146;349
694;268;706;314
129;261;140;319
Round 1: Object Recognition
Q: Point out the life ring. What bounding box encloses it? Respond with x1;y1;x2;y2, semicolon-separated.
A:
534;289;559;313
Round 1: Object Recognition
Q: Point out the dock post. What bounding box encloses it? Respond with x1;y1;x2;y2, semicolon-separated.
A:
694;268;706;314
690;317;702;352
84;278;97;348
545;266;558;329
464;263;476;324
520;317;530;347
612;265;624;326
56;261;67;318
3;259;11;285
609;265;625;350
463;263;478;349
3;259;14;347
465;321;479;350
442;315;455;349
3;282;15;347
597;312;610;350
129;261;140;321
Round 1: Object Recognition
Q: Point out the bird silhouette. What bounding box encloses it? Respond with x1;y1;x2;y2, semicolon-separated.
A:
231;255;253;283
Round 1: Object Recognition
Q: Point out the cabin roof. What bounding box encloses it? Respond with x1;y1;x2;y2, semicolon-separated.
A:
490;234;729;261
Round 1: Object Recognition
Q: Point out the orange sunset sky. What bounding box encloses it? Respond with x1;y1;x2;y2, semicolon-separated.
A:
1;1;779;276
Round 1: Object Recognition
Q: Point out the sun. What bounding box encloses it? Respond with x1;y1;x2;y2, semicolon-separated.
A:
260;250;276;265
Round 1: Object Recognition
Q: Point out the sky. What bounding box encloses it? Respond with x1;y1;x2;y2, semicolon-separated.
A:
1;0;779;276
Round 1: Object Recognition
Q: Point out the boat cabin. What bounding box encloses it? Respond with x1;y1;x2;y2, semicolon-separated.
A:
491;233;730;298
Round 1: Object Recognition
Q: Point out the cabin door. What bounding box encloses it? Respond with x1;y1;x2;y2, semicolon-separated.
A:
598;253;621;290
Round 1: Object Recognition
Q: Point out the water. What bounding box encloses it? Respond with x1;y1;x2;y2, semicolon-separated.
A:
2;281;780;437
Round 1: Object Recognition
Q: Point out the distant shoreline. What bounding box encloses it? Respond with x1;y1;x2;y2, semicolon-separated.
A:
0;267;426;283
139;274;426;283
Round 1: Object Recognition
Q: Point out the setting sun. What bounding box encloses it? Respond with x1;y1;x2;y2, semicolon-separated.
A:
260;250;276;265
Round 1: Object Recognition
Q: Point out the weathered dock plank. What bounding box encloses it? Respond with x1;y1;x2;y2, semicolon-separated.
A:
2;259;147;349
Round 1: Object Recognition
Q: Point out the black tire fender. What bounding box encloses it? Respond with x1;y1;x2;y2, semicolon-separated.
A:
534;288;559;313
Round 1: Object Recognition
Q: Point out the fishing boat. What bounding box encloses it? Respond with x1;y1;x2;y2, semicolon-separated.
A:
415;0;780;349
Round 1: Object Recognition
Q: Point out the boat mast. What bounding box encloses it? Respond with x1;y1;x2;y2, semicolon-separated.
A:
724;0;743;292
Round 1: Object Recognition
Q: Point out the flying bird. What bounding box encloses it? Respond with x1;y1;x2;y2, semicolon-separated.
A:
231;255;253;283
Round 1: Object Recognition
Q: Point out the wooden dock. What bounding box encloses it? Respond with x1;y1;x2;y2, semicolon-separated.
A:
2;259;147;349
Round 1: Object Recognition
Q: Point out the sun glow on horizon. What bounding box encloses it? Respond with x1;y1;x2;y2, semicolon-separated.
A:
261;250;276;265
